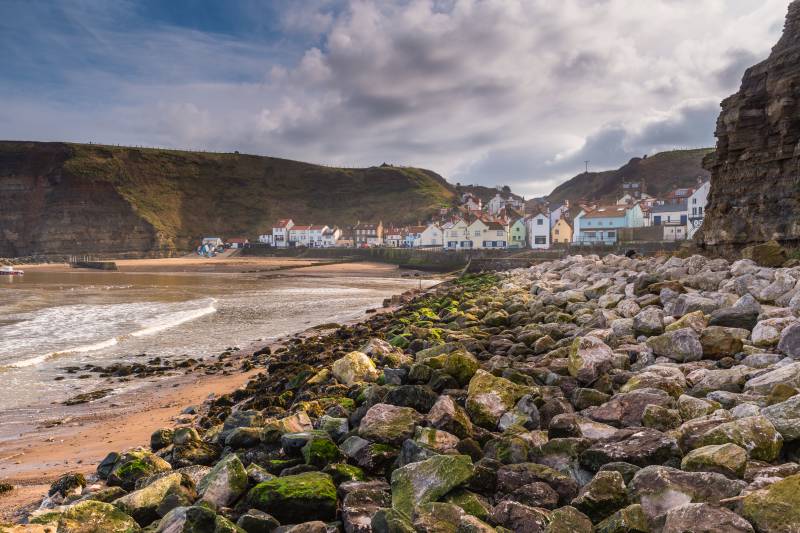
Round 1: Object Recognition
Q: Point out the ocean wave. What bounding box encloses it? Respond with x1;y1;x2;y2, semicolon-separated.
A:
10;337;120;368
1;298;217;368
131;299;217;337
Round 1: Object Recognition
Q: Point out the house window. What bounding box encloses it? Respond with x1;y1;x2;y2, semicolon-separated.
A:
607;231;616;239
692;198;697;204
474;231;480;236
653;216;661;226
496;230;504;236
534;236;547;244
537;219;543;225
699;207;703;214
554;229;559;235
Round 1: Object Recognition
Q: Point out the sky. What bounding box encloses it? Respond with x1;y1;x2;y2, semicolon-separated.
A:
0;0;791;197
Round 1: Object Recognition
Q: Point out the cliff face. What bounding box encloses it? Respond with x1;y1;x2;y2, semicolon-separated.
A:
0;142;455;257
700;1;800;250
0;143;160;257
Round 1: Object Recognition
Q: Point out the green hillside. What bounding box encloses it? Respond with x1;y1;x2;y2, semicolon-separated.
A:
0;141;456;255
547;148;712;206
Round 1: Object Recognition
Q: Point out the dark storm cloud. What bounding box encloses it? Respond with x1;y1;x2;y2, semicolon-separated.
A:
0;0;791;196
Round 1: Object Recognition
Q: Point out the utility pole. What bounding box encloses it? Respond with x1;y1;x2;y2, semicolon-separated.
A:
584;160;590;174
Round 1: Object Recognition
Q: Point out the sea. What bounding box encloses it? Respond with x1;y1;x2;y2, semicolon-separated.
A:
0;268;435;413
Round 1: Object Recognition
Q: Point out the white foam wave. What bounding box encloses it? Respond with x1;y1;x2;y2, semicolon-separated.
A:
2;298;217;368
10;337;120;368
131;300;217;337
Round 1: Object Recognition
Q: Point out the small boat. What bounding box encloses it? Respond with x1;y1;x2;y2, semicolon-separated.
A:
0;266;24;276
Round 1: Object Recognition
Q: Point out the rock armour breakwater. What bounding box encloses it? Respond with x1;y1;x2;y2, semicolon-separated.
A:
15;253;800;532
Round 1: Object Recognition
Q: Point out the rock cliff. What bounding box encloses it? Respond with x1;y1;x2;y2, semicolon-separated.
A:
700;1;800;252
0;142;455;257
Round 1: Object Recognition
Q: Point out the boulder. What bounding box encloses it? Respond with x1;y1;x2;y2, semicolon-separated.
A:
426;395;473;439
570;471;627;523
580;428;680;471
543;506;592;533
680;443;748;479
740;473;800;533
633;307;664;337
699;326;747;358
568;336;615;384
694;415;783;462
342;488;391;533
390;454;473;518
465;370;531;429
628;466;745;522
113;473;195;526
55;500;140;533
196;453;248;508
489;500;550;532
358;403;421;446
332;351;380;385
762;393;800;440
778;322;800;358
594;504;649;533
745;362;800;394
107;450;172;491
661;503;754;533
246;471;337;524
582;388;673;428
646;328;703;362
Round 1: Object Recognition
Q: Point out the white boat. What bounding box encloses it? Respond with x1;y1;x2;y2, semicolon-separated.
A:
0;266;24;276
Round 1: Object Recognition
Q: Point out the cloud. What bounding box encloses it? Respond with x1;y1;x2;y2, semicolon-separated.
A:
0;0;792;197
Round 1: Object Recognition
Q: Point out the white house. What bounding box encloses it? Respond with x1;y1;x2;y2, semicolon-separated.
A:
272;219;294;248
443;219;470;250
384;227;404;247
321;227;341;247
289;225;312;247
527;212;550;249
309;225;330;247
258;234;274;246
651;201;688;227
687;181;710;238
420;223;443;247
461;193;482;211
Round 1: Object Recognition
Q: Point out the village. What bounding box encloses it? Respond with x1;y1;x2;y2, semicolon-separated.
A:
199;177;710;254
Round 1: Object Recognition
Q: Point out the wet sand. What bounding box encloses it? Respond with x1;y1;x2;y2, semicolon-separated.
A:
19;255;396;276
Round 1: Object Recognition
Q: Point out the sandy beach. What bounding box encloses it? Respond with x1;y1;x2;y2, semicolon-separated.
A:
19;255;387;275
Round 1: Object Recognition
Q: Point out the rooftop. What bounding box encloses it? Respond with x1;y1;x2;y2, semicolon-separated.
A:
651;200;688;213
582;205;629;219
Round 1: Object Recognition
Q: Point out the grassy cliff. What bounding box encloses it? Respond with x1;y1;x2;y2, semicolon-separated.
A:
8;142;455;253
547;148;713;206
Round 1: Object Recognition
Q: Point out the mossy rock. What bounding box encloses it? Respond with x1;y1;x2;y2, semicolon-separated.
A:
442;349;480;387
301;436;343;468
695;415;783;462
246;471;337;524
741;473;800;532
108;451;172;491
681;443;747;479
323;463;365;484
594;503;649;533
57;500;140;533
465;370;531;429
442;488;490;521
391;454;474;518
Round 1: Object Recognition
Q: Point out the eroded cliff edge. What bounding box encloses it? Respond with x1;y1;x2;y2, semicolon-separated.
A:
700;1;800;253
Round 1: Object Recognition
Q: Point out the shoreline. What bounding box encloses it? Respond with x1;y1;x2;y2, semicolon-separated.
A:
0;272;446;523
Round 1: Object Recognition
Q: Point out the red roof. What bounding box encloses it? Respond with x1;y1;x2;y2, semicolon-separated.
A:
274;219;292;228
291;225;312;230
